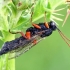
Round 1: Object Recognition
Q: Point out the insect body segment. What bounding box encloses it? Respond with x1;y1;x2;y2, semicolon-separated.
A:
0;21;70;59
26;21;56;38
0;21;56;57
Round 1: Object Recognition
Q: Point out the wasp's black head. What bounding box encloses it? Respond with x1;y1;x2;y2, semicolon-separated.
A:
49;21;57;31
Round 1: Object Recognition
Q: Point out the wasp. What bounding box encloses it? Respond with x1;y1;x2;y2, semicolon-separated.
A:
0;12;70;59
62;0;70;26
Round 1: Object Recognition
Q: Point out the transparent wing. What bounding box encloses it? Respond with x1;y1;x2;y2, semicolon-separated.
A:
9;35;44;59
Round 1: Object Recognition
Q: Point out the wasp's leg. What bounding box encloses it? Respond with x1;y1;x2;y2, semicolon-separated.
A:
44;11;49;28
32;24;41;29
25;31;31;39
30;12;41;29
44;11;47;22
32;36;43;45
9;30;27;39
32;39;37;45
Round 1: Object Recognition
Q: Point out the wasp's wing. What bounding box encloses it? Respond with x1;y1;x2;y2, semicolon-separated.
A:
9;35;44;59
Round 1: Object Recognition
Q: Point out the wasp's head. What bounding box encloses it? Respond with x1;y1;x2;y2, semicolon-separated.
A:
49;21;57;31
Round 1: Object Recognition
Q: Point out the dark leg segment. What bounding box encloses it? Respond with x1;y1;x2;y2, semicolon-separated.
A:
30;12;41;29
9;30;27;39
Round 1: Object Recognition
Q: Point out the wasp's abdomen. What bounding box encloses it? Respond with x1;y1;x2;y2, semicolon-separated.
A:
0;42;10;55
0;36;26;55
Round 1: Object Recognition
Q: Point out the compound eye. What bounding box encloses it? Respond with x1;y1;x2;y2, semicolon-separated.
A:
51;22;56;26
49;21;57;30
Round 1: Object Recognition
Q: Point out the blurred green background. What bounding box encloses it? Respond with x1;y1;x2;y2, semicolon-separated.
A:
0;3;70;70
16;5;70;70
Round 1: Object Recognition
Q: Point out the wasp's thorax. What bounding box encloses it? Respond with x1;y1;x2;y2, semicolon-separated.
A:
38;21;57;37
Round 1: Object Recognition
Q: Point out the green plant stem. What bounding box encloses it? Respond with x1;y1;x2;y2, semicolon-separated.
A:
0;33;15;70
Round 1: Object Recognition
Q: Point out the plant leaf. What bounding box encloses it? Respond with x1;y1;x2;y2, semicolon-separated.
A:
49;0;64;9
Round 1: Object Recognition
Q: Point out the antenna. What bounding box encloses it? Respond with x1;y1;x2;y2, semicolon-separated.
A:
57;28;70;47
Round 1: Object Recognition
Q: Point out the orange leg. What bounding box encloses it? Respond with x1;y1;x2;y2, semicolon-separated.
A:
30;12;41;29
32;24;41;29
44;11;49;28
25;31;31;39
44;22;49;28
32;39;37;45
